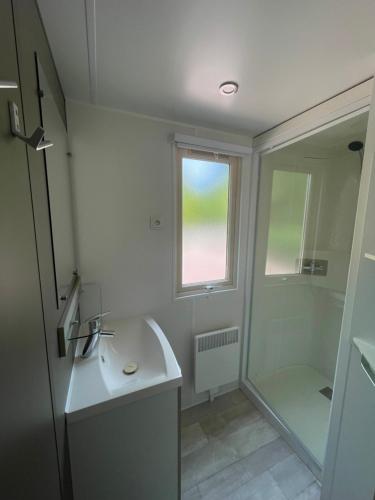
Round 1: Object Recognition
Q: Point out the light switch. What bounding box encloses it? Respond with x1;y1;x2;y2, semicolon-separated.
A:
150;216;162;230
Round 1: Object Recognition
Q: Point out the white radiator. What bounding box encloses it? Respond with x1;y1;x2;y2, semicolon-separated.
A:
194;326;240;394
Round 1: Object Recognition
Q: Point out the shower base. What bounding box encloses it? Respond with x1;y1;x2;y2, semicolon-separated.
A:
255;365;332;465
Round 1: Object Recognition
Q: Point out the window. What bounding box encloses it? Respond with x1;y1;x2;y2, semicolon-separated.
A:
265;170;311;275
176;148;239;294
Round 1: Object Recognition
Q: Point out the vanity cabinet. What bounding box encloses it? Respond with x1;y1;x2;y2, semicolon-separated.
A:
68;389;180;500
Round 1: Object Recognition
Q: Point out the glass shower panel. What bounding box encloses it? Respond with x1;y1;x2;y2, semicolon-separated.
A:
247;112;367;467
266;170;310;275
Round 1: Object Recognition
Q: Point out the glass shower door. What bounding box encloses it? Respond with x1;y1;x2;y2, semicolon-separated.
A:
246;116;364;466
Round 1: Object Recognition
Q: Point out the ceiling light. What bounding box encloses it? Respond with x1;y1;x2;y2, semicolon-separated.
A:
219;81;239;96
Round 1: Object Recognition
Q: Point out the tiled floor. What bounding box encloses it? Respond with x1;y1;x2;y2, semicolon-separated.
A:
181;390;321;500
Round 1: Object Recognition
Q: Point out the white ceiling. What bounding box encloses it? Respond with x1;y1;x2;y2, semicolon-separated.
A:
284;111;369;159
303;112;368;150
37;0;375;136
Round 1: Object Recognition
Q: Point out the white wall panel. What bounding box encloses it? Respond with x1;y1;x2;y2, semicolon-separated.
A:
67;100;252;407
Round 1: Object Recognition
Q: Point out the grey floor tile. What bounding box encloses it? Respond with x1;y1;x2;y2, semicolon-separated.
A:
294;482;321;500
219;415;279;459
183;485;202;500
200;398;260;438
210;389;248;411
270;455;315;500
182;390;247;427
220;399;258;425
230;471;287;500
198;456;254;500
181;422;208;457
199;412;227;437
198;438;292;500
181;437;238;492
182;402;215;428
222;406;262;437
239;438;293;478
181;390;317;500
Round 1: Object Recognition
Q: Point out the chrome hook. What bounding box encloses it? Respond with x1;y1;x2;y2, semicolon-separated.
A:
0;80;18;89
9;101;53;151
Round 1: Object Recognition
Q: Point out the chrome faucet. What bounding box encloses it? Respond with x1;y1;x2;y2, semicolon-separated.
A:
80;311;115;358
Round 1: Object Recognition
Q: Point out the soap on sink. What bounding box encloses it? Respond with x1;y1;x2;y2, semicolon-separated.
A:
123;362;138;375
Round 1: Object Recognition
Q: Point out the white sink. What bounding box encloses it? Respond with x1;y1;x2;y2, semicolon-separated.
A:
65;316;182;423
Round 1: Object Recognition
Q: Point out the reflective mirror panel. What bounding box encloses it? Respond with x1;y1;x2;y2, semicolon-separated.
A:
37;59;76;307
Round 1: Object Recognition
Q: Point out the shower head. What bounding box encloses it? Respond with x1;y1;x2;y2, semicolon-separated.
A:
348;140;364;170
348;140;363;152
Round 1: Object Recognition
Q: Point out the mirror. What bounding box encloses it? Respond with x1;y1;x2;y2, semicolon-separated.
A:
37;58;76;309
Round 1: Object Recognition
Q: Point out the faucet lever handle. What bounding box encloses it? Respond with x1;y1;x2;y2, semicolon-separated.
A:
99;329;115;337
83;311;111;324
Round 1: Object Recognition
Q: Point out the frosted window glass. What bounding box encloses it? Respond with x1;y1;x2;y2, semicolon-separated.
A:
266;170;310;275
182;158;229;285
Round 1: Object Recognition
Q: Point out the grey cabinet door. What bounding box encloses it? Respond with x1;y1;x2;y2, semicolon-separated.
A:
0;1;60;499
331;347;375;500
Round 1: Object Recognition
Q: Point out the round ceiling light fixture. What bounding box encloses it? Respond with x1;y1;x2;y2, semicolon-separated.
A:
219;81;239;96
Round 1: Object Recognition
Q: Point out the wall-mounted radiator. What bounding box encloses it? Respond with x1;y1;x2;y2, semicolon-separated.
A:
194;326;240;396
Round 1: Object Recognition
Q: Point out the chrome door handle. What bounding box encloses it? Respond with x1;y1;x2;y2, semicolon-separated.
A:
361;354;375;387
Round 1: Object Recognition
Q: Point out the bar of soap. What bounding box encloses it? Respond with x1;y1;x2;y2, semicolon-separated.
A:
123;362;138;375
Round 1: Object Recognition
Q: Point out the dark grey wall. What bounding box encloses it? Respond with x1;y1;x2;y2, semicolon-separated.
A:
13;0;66;127
12;1;77;498
12;0;73;498
0;1;61;498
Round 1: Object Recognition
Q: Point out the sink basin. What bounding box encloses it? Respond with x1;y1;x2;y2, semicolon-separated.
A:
65;316;182;423
100;317;176;393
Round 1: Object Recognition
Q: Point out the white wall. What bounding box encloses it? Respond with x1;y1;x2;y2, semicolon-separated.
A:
67;100;252;408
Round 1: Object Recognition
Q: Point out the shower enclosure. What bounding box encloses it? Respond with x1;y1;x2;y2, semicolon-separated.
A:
245;112;368;469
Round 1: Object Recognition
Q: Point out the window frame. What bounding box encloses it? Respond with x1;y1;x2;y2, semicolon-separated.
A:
175;147;240;296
